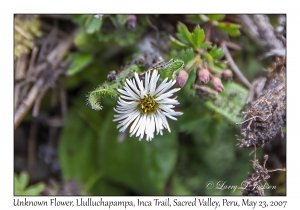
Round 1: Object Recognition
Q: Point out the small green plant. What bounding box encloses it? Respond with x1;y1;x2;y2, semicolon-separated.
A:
170;20;247;123
14;171;44;195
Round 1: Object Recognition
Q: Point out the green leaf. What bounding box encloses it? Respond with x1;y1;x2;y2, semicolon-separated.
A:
100;111;178;195
67;52;93;76
71;14;85;25
213;62;227;70
187;14;203;24
59;108;101;181
206;14;225;21
170;35;188;49
191;25;205;49
204;82;248;123
18;171;29;190
209;46;224;60
83;15;93;28
178;106;207;133
217;22;241;36
116;15;127;27
179;48;195;64
24;183;44;195
59;98;179;195
14;173;21;190
199;42;211;49
14;172;44;195
59;101;127;196
158;59;184;80
86;17;103;34
74;29;100;51
110;15;127;28
177;22;194;46
203;52;214;62
170;174;194;195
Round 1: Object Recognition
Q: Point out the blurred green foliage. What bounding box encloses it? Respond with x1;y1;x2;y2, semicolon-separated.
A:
15;171;44;195
66;52;93;76
187;14;241;36
55;14;282;196
72;14;147;52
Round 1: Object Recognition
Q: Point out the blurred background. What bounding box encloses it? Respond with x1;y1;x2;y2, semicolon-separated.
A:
14;14;286;196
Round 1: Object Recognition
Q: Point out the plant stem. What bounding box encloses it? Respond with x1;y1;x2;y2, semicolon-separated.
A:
221;41;251;89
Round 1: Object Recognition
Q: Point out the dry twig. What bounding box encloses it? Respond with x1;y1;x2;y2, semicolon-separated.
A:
221;41;252;89
14;26;75;129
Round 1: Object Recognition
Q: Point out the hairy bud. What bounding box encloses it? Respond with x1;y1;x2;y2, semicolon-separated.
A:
211;77;224;92
177;70;189;87
198;68;210;84
221;69;233;80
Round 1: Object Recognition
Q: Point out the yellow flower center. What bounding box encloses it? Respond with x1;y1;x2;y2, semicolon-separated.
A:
139;94;158;114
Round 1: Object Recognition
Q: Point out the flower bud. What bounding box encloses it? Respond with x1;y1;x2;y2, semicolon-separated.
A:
211;77;224;92
198;68;210;84
221;69;233;80
177;70;189;87
126;15;137;30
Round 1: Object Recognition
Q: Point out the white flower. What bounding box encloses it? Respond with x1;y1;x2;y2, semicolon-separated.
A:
113;70;183;141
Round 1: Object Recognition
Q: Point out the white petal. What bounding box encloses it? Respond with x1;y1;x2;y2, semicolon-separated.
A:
117;88;137;100
145;116;152;141
124;81;141;98
144;70;150;92
149;70;159;96
136;115;147;140
157;110;171;132
134;73;145;97
155;80;176;97
113;109;137;121
118;111;140;131
154;112;164;134
158;98;179;105
129;114;142;135
155;88;181;101
154;78;169;95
